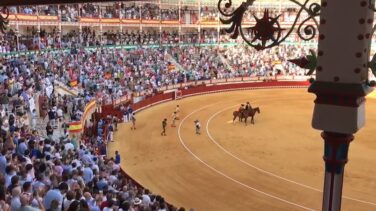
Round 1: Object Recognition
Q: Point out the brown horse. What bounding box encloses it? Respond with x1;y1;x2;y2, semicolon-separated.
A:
233;107;261;125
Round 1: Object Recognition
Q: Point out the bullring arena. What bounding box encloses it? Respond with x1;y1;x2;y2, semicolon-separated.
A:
2;0;376;210
109;82;376;211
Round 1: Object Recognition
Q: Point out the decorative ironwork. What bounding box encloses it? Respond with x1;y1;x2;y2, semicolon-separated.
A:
218;0;320;50
288;49;317;76
218;0;255;40
0;7;9;34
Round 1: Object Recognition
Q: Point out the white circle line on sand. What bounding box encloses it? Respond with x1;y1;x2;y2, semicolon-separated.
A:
206;104;376;207
177;104;316;211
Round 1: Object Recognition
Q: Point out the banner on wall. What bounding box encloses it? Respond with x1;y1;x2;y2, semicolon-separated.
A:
121;19;141;24
80;17;100;23
141;19;160;24
101;18;120;23
161;20;179;25
17;14;38;21
199;20;219;25
38;15;59;21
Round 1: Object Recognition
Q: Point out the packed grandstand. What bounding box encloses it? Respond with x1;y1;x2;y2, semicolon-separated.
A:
0;0;374;211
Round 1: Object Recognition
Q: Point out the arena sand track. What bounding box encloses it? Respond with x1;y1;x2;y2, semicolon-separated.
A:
109;88;376;211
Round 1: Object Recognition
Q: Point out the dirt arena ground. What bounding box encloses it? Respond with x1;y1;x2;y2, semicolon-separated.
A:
108;88;376;211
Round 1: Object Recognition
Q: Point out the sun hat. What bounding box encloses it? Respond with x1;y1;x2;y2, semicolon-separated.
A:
133;197;142;205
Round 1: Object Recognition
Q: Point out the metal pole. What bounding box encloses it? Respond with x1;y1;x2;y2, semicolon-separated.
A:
308;1;375;210
321;132;353;211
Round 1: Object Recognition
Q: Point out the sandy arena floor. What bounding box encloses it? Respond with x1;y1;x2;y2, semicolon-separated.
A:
108;88;376;211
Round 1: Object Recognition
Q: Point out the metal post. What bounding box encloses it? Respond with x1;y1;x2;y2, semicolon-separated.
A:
198;0;201;36
16;27;20;51
37;27;41;50
321;132;353;211
78;25;82;48
99;4;102;46
139;4;142;33
308;1;375;210
119;3;123;40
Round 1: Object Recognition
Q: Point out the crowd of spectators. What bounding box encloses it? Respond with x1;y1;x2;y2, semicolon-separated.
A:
15;6;38;15
38;5;59;16
121;3;140;20
0;30;17;53
180;32;199;44
180;8;198;24
60;5;80;22
0;2;361;211
141;4;160;20
81;4;100;18
5;3;324;23
0;43;190;211
222;45;311;76
161;31;179;44
1;3;374;211
200;7;218;21
0;29;243;52
101;3;121;19
0;14;323;209
161;8;179;21
200;29;218;44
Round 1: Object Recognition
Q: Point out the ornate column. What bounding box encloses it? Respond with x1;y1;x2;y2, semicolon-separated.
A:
217;0;376;210
308;1;374;210
320;132;353;211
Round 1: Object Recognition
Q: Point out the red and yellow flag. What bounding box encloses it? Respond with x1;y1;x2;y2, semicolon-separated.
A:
70;80;78;87
69;121;83;133
104;72;112;79
168;64;175;71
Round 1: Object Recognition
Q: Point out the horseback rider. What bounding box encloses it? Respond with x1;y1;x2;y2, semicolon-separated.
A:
238;104;245;112
245;101;252;110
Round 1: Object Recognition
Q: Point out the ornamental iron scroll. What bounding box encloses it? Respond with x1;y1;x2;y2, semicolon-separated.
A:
0;7;9;34
218;0;320;51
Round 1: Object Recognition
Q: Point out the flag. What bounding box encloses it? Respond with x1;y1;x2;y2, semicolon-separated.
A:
69;121;82;133
104;72;112;79
70;80;78;87
168;64;175;71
